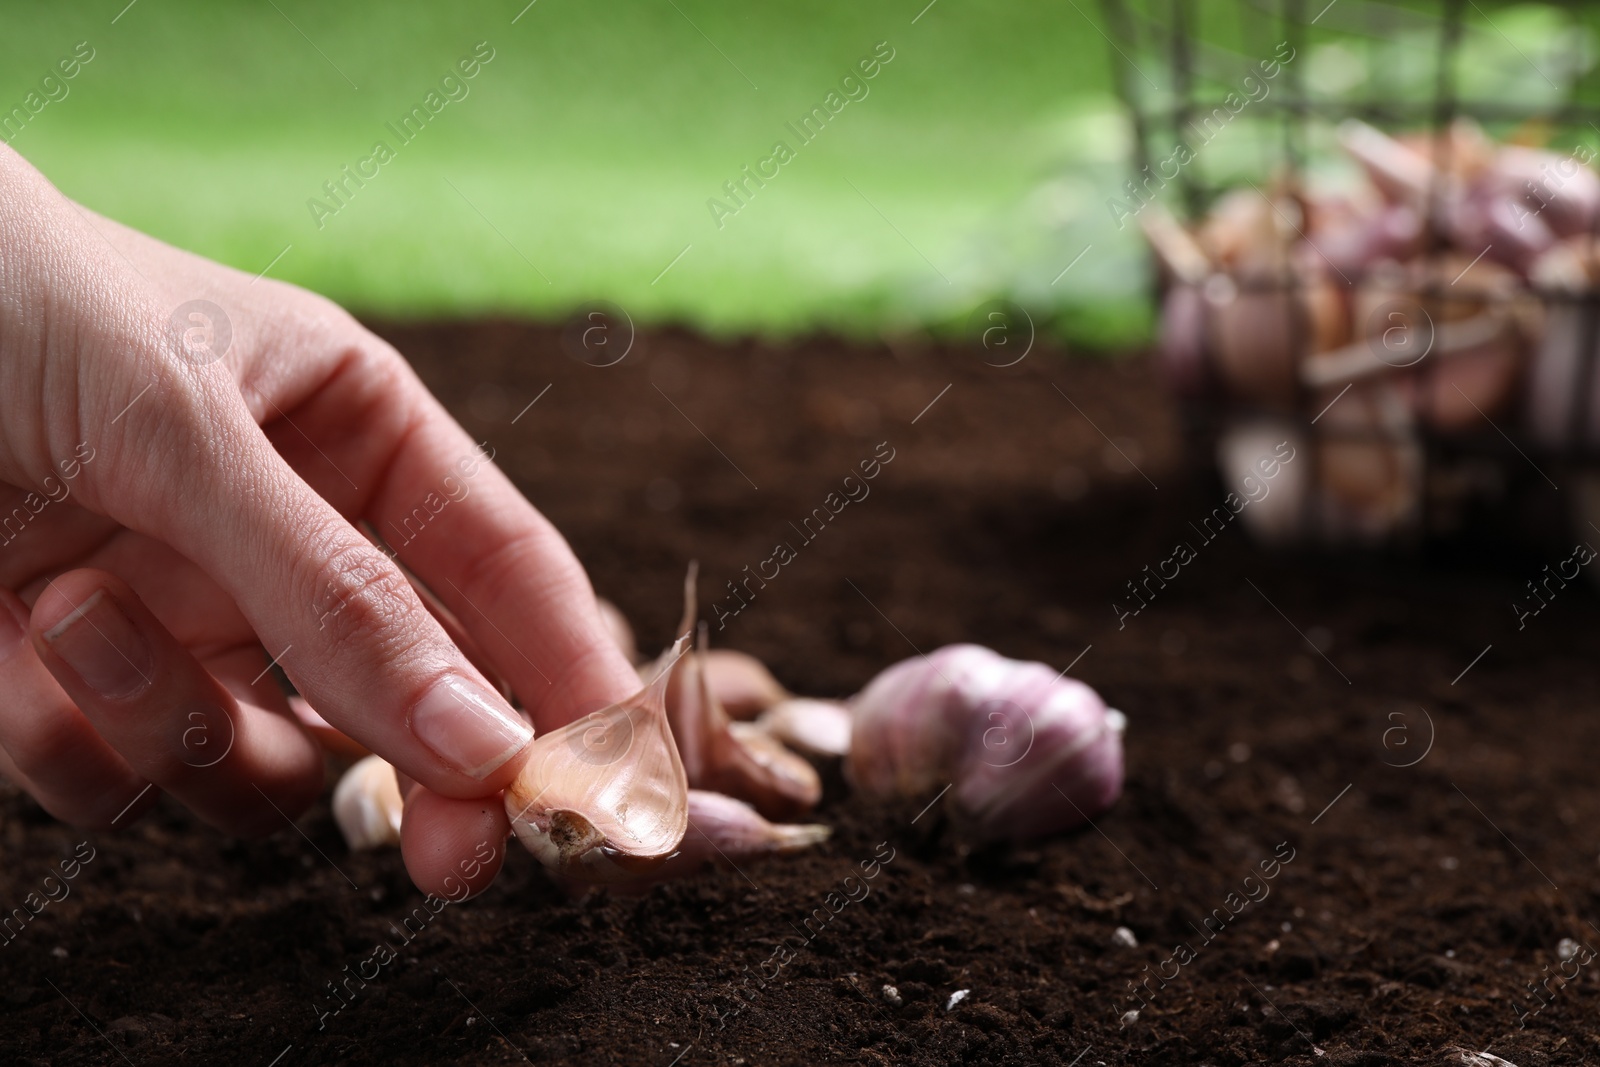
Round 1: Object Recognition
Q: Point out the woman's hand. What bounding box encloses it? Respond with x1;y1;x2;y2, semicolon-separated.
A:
0;144;638;897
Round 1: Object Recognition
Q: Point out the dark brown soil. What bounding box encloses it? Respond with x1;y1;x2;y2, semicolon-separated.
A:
4;320;1599;1067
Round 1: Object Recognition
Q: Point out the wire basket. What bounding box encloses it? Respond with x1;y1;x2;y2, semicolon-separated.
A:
1100;0;1600;547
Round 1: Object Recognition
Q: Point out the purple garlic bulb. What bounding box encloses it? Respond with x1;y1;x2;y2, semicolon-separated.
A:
845;645;1125;842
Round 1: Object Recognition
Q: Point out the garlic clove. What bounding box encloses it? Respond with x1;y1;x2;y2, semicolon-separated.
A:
596;597;640;665
753;698;853;758
847;645;1126;842
613;790;830;889
842;645;968;800
701;649;790;720
1493;145;1600;239
681;788;830;862
332;754;403;851
1339;119;1437;205
669;627;822;821
950;682;1126;842
505;634;691;882
1216;420;1310;548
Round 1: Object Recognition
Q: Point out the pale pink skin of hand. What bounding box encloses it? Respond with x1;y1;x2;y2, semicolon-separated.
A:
0;143;638;898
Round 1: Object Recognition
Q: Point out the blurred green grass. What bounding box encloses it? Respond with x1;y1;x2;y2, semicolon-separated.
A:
0;0;1139;340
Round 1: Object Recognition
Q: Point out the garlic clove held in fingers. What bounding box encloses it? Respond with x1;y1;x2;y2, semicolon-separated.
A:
753;698;853;759
668;627;822;821
505;635;691;883
846;645;1125;842
333;754;404;851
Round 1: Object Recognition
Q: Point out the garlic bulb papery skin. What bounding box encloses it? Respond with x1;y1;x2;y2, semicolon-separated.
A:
332;754;403;851
847;645;1125;842
667;629;822;821
505;635;691;883
753;698;853;759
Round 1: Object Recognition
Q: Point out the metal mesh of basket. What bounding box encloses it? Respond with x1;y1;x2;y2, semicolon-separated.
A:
1100;0;1600;546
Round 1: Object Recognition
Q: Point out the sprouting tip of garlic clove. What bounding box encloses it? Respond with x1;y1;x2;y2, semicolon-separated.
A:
846;644;1125;842
505;633;692;883
752;698;853;759
332;755;403;851
596;597;640;665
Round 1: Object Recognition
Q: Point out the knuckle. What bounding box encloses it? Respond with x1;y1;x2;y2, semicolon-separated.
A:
456;527;579;617
304;536;427;665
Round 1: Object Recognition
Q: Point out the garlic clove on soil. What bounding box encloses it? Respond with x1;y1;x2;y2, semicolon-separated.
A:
505;634;691;883
680;788;830;862
616;789;831;888
753;698;853;759
333;754;403;851
701;649;790;720
669;626;822;821
846;645;1125;842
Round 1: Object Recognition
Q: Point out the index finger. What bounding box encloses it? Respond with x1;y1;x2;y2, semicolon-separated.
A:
356;367;639;733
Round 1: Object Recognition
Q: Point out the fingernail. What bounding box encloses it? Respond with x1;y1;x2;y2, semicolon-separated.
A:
39;589;154;700
411;675;532;779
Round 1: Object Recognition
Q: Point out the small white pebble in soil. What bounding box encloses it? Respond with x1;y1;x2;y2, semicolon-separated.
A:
466;1017;475;1027
1559;937;1581;962
1119;1009;1140;1027
1228;742;1251;763
882;984;902;1007
1281;921;1292;933
51;946;67;959
946;989;970;1012
1112;926;1138;948
1440;856;1459;870
1445;949;1456;958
